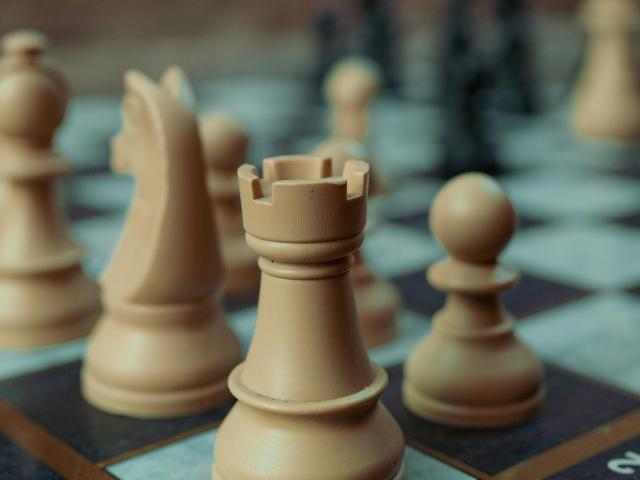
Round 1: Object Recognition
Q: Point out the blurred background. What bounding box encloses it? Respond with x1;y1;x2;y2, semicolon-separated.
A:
1;0;583;94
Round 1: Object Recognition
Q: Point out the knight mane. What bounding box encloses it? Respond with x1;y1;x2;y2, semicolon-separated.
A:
102;69;222;304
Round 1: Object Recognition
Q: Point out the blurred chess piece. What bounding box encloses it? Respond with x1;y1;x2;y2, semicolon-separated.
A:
356;0;401;95
438;0;500;178
82;70;241;417
312;139;398;347
492;0;538;114
213;156;404;479
200;115;260;298
573;0;640;142
0;30;100;348
325;57;380;142
403;173;544;428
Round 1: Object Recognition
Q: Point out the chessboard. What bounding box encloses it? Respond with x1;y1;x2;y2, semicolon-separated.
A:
1;74;640;480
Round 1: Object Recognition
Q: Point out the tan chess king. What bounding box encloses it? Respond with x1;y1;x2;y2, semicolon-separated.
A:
573;0;640;142
0;30;100;348
212;156;405;479
403;173;544;428
82;70;241;418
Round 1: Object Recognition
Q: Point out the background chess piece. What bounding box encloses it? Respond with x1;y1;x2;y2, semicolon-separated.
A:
200;115;259;299
0;30;100;348
438;0;500;178
325;57;380;142
310;7;346;103
213;156;404;479
82;70;241;418
403;173;544;428
312;139;398;347
492;0;538;114
573;0;640;142
356;0;401;95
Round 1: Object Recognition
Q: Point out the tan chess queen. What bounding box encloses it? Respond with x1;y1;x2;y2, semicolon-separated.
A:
403;173;544;428
0;31;100;348
82;70;241;418
212;156;405;479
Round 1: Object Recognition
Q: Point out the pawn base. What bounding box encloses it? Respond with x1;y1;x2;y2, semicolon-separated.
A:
82;370;231;419
213;460;405;480
402;381;544;428
0;313;97;349
0;266;100;349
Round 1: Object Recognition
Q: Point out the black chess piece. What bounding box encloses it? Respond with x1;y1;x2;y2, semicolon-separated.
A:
357;0;401;95
492;0;538;114
437;0;501;179
311;7;346;103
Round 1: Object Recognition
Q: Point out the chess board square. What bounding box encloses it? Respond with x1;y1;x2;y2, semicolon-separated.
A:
108;427;474;480
107;429;216;479
628;285;640;298
0;361;231;464
361;222;441;279
505;222;640;290
382;364;640;476
0;433;62;480
500;113;632;172
0;339;86;382
616;211;640;229
391;269;590;320
548;435;640;480
502;167;640;221
519;292;640;395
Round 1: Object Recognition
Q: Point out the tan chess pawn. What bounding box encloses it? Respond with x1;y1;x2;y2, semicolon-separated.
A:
82;70;241;418
200;116;259;298
312;139;398;348
403;173;544;428
213;156;405;480
325;57;380;142
0;30;100;348
573;0;640;141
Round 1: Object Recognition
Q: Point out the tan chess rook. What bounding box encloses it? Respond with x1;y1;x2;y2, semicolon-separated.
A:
573;0;640;142
403;173;544;428
200;115;260;298
82;69;241;418
213;156;405;479
0;30;100;348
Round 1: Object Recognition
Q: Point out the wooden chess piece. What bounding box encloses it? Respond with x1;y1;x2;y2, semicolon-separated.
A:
403;173;544;428
0;30;100;348
312;139;398;347
325;56;380;142
82;70;242;418
573;0;640;142
213;156;405;479
200;115;259;298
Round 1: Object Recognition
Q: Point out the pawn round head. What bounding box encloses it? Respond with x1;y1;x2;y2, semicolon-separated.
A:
325;57;381;110
1;30;48;64
199;115;248;170
0;30;67;144
430;173;516;262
